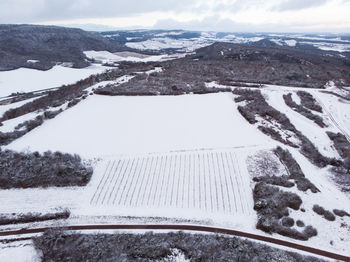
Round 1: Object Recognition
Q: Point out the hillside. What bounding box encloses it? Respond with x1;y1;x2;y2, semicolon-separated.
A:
191;42;350;88
0;24;127;71
102;30;350;54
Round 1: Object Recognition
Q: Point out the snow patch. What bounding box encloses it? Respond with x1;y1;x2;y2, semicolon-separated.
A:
285;40;297;47
26;60;39;64
84;51;185;64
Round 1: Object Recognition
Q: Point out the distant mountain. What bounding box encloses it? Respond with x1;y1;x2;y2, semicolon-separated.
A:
99;30;350;54
250;39;280;48
0;24;128;71
1;25;349;72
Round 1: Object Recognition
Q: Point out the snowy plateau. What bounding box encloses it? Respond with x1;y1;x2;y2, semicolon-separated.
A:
0;28;350;261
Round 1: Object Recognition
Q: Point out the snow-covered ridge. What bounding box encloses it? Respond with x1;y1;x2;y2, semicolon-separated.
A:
125;35;264;52
84;50;185;64
117;30;350;52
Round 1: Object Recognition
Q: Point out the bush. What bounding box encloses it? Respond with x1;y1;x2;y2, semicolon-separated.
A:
0;109;63;146
252;182;319;240
303;226;318;238
0;129;26;145
0;149;93;188
333;209;350;217
15;115;44;131
0;209;70;225
296;220;305;227
312;205;336;221
237;105;257;124
234;89;332;168
297;91;323;113
327;132;350;159
68;98;81;107
253;182;302;214
281;217;295;227
283;93;326;127
345;156;350;172
43;109;63;119
253;175;294;188
274;147;319;193
33;230;325;262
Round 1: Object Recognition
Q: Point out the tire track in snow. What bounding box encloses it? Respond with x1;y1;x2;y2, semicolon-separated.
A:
315;95;350;143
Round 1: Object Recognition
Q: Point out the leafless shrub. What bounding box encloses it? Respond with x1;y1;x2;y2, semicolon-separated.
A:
0;209;70;225
0;149;92;188
283;93;326;127
312;205;336;221
33;230;326;261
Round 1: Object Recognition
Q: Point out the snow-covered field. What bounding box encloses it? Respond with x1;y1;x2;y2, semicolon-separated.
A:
90;150;254;220
1;77;350;258
0;148;255;225
300;42;350;52
6;93;270;157
0;64;108;97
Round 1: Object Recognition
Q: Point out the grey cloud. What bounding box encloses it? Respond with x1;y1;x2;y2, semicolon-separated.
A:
0;0;348;33
211;0;266;13
153;15;347;33
0;0;190;23
273;0;329;11
154;16;291;33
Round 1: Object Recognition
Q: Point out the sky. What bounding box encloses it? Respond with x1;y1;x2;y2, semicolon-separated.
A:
0;0;349;32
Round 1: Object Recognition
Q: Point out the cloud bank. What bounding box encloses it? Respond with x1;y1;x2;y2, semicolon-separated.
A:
0;0;349;32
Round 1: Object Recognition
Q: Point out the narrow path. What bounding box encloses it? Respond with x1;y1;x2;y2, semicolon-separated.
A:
0;224;349;261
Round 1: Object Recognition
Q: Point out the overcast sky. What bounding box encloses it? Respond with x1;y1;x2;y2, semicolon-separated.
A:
1;0;349;32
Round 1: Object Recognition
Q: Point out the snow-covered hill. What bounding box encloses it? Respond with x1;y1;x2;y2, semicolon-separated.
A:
101;30;350;53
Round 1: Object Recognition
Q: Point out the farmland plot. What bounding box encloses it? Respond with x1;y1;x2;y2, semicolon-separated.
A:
90;150;254;218
6;93;270;157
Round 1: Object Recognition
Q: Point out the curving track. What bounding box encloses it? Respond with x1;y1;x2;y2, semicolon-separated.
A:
0;224;349;261
315;95;350;143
